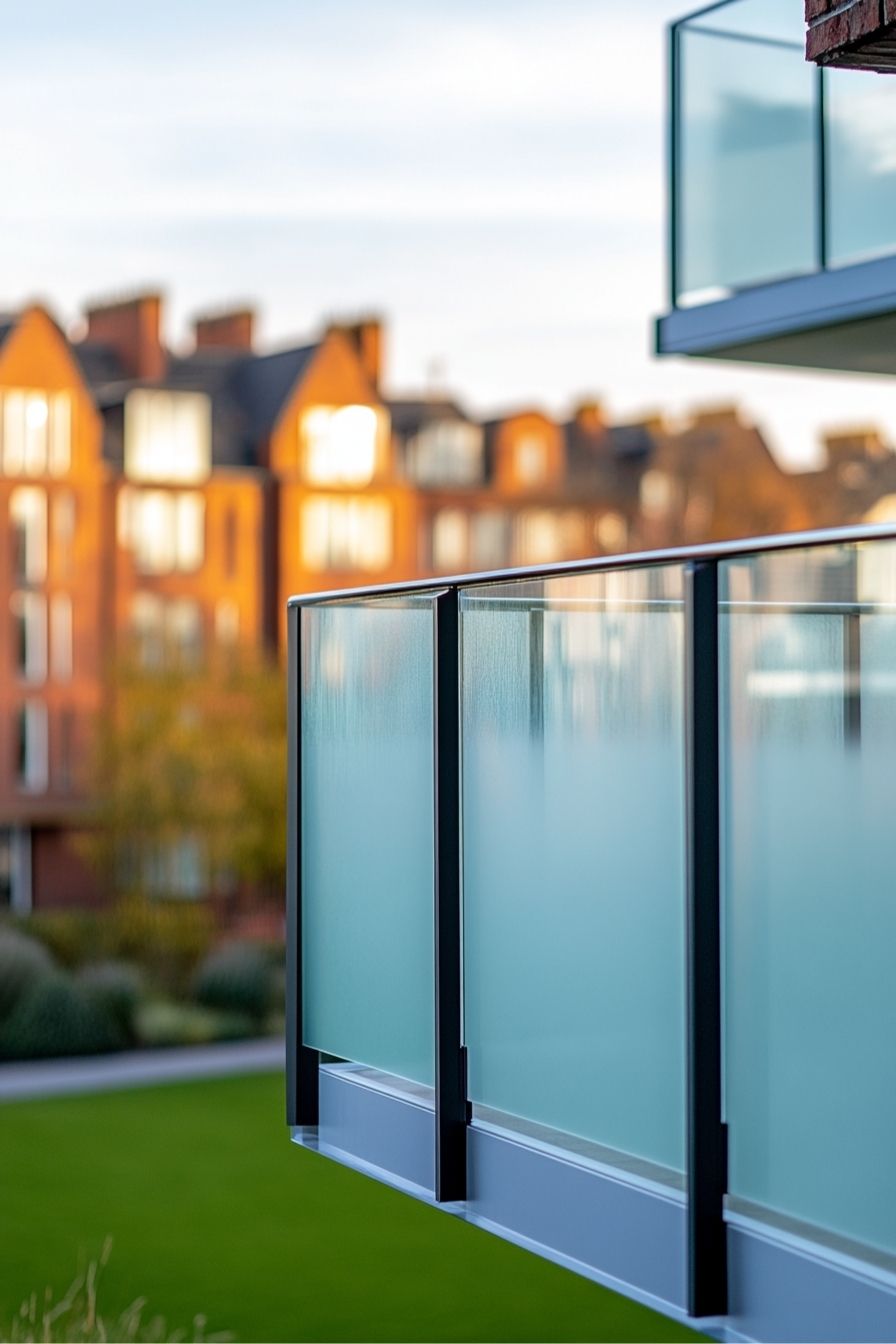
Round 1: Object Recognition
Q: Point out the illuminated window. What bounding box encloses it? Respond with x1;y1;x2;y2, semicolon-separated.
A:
49;394;71;475
301;497;392;572
1;392;68;476
640;469;675;520
432;510;469;571
302;405;379;485
118;489;205;574
514;511;564;565
407;420;483;486
10;488;47;583
124;390;211;483
515;434;549;486
15;703;48;792
51;594;72;681
596;512;627;552
11;593;47;682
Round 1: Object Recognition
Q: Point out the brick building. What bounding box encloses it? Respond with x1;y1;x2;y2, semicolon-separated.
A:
806;0;896;72
0;290;831;910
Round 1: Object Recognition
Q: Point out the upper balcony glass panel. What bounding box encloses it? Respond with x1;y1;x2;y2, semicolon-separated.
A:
661;0;896;372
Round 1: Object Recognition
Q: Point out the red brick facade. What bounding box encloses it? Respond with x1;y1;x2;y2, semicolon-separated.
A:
806;0;896;71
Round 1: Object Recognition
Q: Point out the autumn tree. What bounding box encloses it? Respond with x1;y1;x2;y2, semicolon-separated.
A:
86;649;286;903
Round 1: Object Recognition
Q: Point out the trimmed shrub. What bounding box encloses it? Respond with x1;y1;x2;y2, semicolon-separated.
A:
135;1001;253;1049
193;941;273;1023
0;972;124;1061
0;930;54;1022
77;961;142;1039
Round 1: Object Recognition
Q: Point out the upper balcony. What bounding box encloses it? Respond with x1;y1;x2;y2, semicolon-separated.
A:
655;0;896;373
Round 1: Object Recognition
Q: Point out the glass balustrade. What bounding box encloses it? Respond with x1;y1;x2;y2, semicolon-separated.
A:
673;0;896;304
290;528;896;1304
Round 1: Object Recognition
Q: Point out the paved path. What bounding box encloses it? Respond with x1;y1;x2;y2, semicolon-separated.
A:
0;1037;284;1102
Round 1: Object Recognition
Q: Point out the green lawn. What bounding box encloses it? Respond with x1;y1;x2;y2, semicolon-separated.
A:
0;1072;703;1342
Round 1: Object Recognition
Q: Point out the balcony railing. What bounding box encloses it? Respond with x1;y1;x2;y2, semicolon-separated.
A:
658;0;896;374
287;526;896;1343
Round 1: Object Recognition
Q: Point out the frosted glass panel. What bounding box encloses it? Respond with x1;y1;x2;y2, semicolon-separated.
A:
461;568;686;1175
679;21;815;297
723;545;896;1259
826;67;896;267
301;600;434;1086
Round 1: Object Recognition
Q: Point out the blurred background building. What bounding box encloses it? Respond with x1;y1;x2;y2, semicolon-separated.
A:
1;287;894;912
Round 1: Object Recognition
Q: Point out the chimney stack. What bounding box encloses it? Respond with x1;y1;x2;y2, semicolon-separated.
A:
194;307;255;352
84;291;165;381
330;316;383;391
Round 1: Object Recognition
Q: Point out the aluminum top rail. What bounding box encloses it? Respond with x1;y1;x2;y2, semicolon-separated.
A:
286;523;896;608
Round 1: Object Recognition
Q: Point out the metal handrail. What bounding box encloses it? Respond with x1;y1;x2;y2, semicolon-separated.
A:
287;523;896;608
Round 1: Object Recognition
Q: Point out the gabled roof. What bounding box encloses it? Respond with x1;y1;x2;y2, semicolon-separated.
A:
228;343;319;442
72;341;128;390
0;314;17;351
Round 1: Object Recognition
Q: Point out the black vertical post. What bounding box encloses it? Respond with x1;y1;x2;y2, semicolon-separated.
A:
669;21;681;309
286;603;319;1128
434;587;467;1202
684;562;727;1318
817;66;828;272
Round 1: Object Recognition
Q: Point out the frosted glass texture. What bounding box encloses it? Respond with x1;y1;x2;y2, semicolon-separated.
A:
826;67;896;268
678;8;816;298
722;545;896;1259
301;599;435;1086
461;568;686;1175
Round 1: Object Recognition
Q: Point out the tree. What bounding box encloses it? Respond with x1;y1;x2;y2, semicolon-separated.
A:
86;649;286;903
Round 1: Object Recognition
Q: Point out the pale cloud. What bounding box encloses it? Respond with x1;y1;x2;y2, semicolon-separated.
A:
1;0;895;476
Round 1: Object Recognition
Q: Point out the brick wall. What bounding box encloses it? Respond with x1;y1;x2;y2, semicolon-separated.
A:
806;0;896;71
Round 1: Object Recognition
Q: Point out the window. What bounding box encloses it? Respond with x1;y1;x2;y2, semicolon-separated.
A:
50;594;72;681
302;405;379;485
10;487;47;583
118;489;205;574
15;703;48;792
432;509;469;571
168;599;202;666
512;511;585;566
640;469;676;520
471;511;510;569
301;497;392;571
48;394;71;475
215;600;239;646
52;491;76;576
0;392;69;476
407;420;483;486
131;594;203;670
11;593;47;682
59;709;74;792
124;390;211;483
144;835;205;900
515;434;550;486
596;511;627;552
132;593;165;670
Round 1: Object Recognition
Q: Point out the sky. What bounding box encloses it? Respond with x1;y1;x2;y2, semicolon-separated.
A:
3;0;896;469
